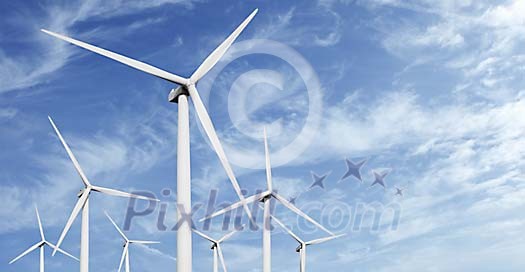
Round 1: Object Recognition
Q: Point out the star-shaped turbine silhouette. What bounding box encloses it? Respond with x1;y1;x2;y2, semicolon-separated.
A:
340;159;366;182
309;171;330;190
395;187;404;196
370;171;388;188
288;196;298;205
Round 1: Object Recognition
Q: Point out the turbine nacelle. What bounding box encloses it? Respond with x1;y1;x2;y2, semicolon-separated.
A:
8;207;79;269
296;244;303;252
259;193;272;203
47;116;159;258
41;8;261;233
193;227;242;272
77;188;89;198
168;86;190;103
200;130;335;235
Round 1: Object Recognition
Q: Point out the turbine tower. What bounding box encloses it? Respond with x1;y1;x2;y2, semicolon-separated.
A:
47;117;158;272
9;206;78;272
271;215;345;272
201;129;335;272
42;9;259;272
105;211;160;272
192;227;242;272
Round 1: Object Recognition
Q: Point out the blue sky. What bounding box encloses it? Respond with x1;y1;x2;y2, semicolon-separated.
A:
1;0;525;271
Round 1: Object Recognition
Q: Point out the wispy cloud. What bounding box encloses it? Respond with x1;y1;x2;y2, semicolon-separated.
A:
252;4;344;47
362;0;525;101
0;0;198;94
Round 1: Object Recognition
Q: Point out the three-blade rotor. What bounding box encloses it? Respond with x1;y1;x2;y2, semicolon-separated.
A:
41;8;259;227
48;117;158;256
272;214;345;247
9;207;79;265
200;130;334;235
106;211;159;272
192;227;242;272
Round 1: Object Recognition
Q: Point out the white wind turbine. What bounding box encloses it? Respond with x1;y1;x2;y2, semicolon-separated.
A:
9;206;78;272
42;9;259;272
47;116;158;272
192;227;243;272
271;215;345;272
105;211;160;272
200;129;335;272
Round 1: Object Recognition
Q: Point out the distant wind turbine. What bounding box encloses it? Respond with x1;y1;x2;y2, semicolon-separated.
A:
192;227;243;272
47;117;158;272
201;128;334;272
271;215;345;272
105;211;160;272
9;206;78;272
42;9;259;272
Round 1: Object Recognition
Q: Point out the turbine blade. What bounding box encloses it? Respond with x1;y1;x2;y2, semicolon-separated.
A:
48;116;91;187
53;190;90;256
270;214;303;244
118;245;128;272
217;225;244;244
272;193;334;235
192;229;216;243
105;211;128;241
199;190;270;222
190;9;258;82
188;84;257;226
306;234;346;245
41;29;187;85
9;242;43;264
129;240;160;244
45;241;79;261
216;244;228;272
35;205;45;241
92;186;159;202
263;128;273;191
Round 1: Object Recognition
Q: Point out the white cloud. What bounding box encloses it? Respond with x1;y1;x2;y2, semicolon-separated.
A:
364;0;525;102
0;0;198;94
253;6;344;47
136;243;177;262
0;107;17;120
0;92;180;234
481;0;525;28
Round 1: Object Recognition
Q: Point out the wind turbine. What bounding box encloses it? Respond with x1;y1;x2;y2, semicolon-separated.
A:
271;215;344;272
105;211;160;272
42;9;259;272
47;116;158;272
192;227;243;272
201;129;334;272
9;206;78;272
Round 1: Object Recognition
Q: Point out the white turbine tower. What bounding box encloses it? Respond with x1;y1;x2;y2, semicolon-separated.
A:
271;215;345;272
42;9;259;272
192;227;242;272
9;206;78;272
201;129;335;272
47;116;158;272
105;211;160;272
